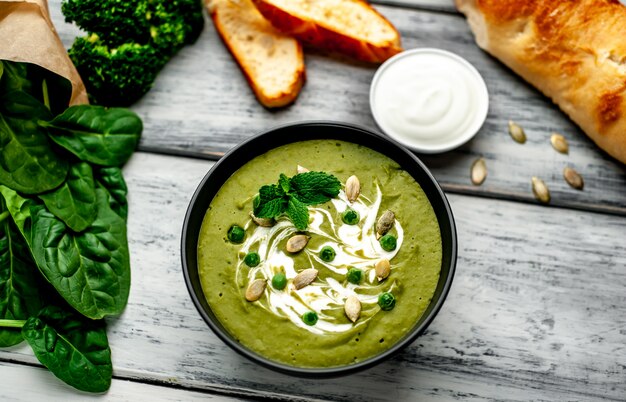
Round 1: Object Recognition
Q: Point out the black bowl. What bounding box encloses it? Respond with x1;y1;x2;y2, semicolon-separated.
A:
181;121;457;377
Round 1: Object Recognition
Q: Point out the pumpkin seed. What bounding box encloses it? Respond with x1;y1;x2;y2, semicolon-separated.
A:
563;167;584;190
286;234;310;253
297;165;309;174
245;279;267;302
293;268;318;290
375;259;391;282
551;133;569;154
345;175;360;203
470;157;487;185
344;296;361;323
249;212;274;227
376;210;395;240
531;177;550;203
508;120;527;144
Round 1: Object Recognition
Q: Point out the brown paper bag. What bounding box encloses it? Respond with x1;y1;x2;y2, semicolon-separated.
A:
0;0;88;105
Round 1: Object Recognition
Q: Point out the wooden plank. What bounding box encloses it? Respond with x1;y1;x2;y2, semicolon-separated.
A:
0;361;243;401
47;2;626;215
3;153;624;401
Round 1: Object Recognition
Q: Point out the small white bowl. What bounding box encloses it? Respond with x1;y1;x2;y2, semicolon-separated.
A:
370;48;489;154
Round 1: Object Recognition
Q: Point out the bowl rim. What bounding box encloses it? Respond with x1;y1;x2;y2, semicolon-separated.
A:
369;47;489;154
181;120;457;377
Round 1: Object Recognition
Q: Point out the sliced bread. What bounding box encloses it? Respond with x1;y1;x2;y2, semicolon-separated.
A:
252;0;402;63
207;0;305;108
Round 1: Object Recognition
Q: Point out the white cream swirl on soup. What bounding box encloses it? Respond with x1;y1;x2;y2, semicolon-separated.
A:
236;184;403;335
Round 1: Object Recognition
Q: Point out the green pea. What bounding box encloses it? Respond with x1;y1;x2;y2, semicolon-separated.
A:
227;225;245;243
346;268;362;284
244;252;260;267
319;246;336;262
302;311;318;326
378;292;396;311
379;234;397;251
342;209;360;225
272;273;287;290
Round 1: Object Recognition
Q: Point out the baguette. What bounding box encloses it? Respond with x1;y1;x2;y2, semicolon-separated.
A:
456;0;626;164
207;0;305;108
253;0;402;63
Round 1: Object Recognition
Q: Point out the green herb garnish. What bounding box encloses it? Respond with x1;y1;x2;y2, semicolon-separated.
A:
253;172;341;230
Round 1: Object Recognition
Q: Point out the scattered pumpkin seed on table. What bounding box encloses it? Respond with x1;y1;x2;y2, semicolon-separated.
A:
563;167;584;190
508;120;527;144
470;157;487;186
550;133;569;154
531;176;551;204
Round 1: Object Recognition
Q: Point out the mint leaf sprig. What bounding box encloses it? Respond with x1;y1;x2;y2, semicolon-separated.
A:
253;172;341;230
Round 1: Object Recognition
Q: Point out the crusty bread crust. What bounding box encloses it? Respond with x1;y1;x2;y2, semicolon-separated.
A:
208;0;305;108
457;0;626;164
253;0;402;63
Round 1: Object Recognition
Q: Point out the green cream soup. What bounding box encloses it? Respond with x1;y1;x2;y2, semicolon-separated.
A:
198;140;442;367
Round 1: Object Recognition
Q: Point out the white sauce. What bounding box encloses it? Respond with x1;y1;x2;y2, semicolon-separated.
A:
370;48;489;153
237;185;402;335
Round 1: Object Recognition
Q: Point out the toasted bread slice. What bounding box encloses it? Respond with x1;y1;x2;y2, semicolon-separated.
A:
207;0;305;108
252;0;402;63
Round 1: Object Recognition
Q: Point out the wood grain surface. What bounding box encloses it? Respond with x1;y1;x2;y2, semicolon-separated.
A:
1;153;623;401
3;1;625;400
47;1;626;216
0;361;243;401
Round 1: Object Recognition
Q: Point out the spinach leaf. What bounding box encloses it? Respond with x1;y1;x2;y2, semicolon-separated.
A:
95;167;128;221
30;187;130;319
0;199;44;347
44;105;142;167
22;305;112;393
0;89;52;121
0;60;72;116
39;162;97;232
0;185;35;237
0;62;70;194
0;61;32;95
0;113;69;194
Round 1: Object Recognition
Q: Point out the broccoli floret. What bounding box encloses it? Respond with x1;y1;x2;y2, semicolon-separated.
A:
62;0;204;106
62;0;152;47
69;34;164;106
149;0;205;52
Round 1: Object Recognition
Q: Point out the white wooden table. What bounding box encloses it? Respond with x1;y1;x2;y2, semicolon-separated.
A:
3;1;625;400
